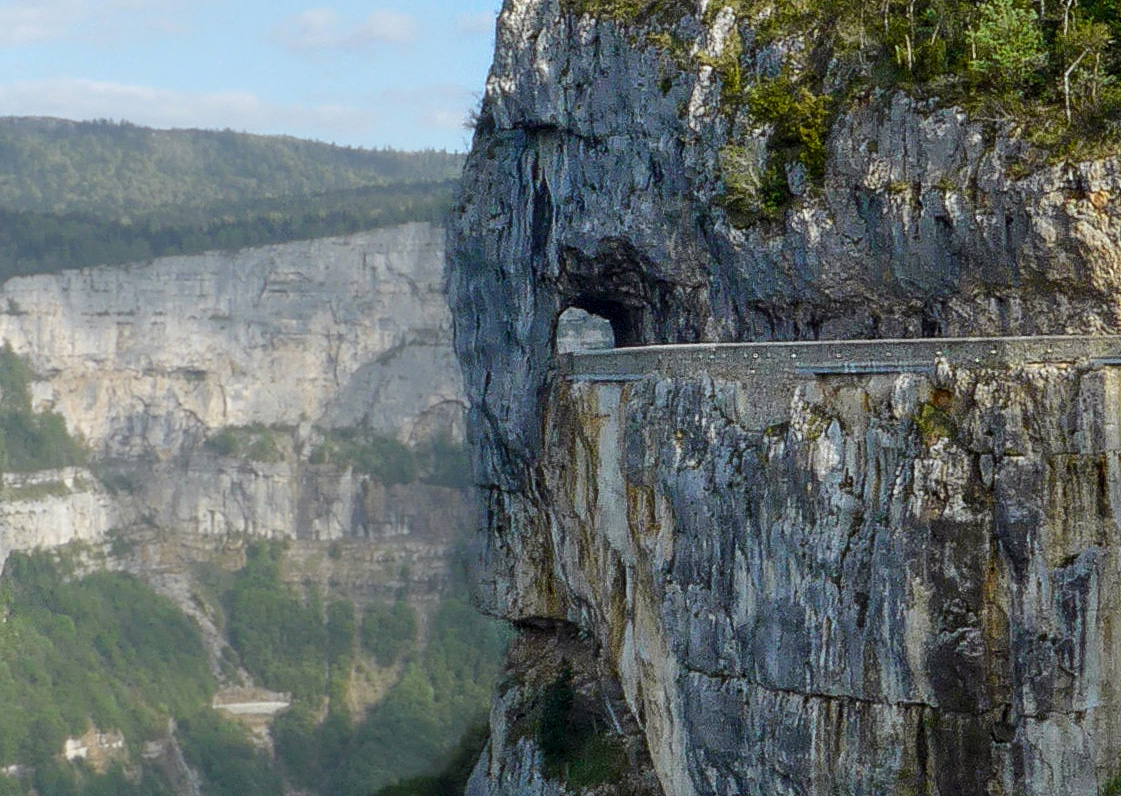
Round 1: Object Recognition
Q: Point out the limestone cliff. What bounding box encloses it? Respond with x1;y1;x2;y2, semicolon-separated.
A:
0;222;465;557
448;1;1121;794
2;222;459;459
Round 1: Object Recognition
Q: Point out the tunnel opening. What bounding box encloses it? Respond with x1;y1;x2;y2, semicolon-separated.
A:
556;238;705;350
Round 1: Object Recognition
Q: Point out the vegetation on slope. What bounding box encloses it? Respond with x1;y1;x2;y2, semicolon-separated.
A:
224;542;333;700
0;182;457;282
229;540;508;796
0;118;463;280
0;534;504;796
0;118;462;215
0;546;284;796
0;346;86;474
308;429;471;489
272;594;505;796
731;0;1121;143
369;723;489;796
177;709;282;796
0;551;213;795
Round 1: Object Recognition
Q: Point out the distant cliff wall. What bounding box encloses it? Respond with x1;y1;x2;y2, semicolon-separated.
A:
0;222;460;459
0;221;481;795
0;222;468;589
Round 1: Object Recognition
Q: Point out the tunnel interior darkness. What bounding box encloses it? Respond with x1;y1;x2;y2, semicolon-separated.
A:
573;296;645;347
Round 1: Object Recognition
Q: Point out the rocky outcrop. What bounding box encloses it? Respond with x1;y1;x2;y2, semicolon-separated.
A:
487;347;1121;795
448;1;1121;794
450;0;1121;490
0;468;120;567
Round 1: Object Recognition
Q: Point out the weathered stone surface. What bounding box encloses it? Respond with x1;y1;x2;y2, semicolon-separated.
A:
478;359;1121;795
450;0;1121;489
447;1;1121;794
0;468;120;565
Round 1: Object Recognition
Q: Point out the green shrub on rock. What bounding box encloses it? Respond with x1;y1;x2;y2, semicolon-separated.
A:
0;346;86;473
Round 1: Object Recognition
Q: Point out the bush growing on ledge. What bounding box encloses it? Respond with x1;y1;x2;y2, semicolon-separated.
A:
559;0;682;24
536;665;628;788
0;345;86;473
203;424;283;463
915;393;956;446
538;665;578;770
746;74;831;183
310;427;470;488
415;432;471;488
310;428;417;485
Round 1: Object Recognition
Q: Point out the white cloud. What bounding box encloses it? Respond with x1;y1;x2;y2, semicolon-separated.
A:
0;78;379;141
456;11;495;37
104;0;192;34
421;107;466;131
0;0;86;45
0;0;193;45
275;7;419;52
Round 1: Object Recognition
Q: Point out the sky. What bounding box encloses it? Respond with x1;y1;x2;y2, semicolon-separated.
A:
0;0;501;152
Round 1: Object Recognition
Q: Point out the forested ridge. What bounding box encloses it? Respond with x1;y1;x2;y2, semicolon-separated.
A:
0;117;463;280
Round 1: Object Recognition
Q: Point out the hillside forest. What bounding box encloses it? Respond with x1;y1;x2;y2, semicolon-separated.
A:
0;543;505;796
0;118;463;280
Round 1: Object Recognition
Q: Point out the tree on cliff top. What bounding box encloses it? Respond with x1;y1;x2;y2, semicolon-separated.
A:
967;0;1048;92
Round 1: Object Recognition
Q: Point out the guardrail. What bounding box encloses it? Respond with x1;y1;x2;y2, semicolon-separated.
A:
556;335;1121;381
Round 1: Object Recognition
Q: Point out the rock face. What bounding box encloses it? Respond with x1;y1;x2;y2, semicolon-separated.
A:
513;345;1121;796
450;0;1121;491
1;222;459;458
0;223;466;563
447;1;1121;794
0;468;120;565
